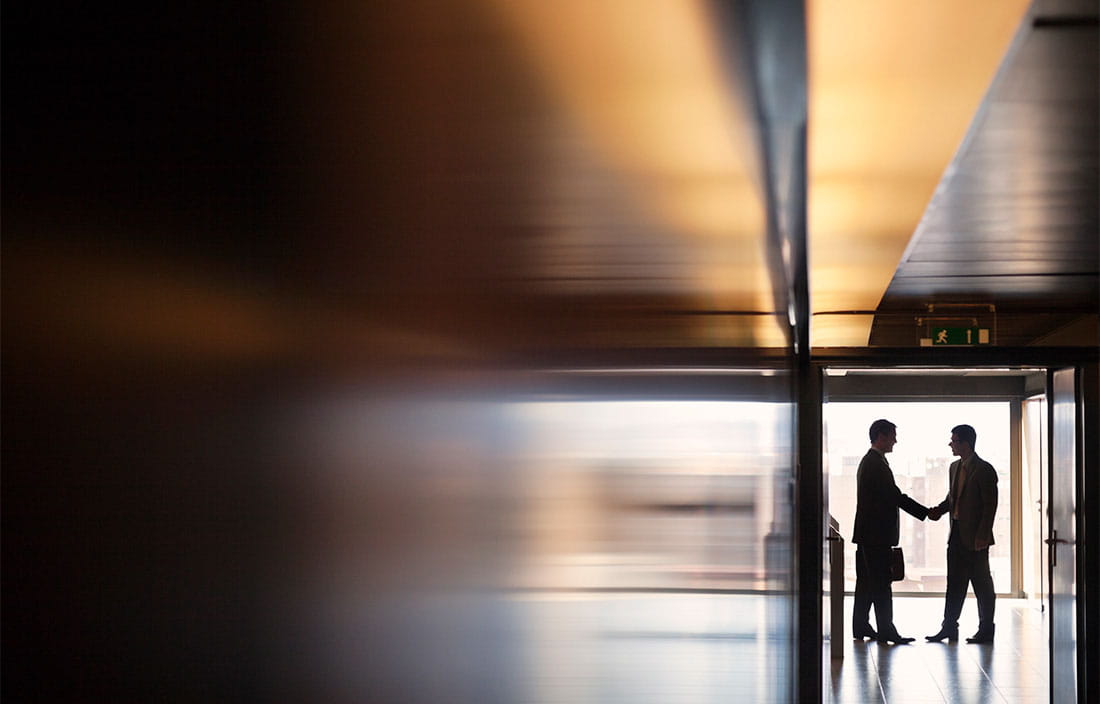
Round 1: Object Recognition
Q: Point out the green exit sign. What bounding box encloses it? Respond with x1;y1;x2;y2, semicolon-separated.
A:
931;327;989;346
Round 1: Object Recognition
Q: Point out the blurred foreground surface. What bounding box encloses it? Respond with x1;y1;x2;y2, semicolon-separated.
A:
3;0;800;700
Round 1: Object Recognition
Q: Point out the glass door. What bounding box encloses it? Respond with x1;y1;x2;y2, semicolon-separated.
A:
1048;368;1077;703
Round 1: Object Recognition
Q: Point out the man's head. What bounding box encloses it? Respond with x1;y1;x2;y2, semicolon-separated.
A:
949;424;977;458
869;419;898;453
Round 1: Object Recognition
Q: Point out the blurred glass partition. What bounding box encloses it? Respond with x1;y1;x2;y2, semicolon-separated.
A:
3;0;807;698
505;398;790;592
272;370;796;702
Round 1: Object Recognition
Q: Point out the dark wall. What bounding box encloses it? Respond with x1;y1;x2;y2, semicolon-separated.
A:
3;2;293;700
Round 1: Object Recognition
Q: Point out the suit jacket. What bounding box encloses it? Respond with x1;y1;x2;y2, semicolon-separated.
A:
932;453;998;550
852;448;928;546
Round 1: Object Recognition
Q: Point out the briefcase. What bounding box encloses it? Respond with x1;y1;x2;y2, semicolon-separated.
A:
890;547;905;582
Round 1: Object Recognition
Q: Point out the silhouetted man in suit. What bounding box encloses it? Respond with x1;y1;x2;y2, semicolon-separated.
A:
851;419;929;644
926;424;998;644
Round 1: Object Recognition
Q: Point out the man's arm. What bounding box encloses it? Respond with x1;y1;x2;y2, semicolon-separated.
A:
974;462;999;550
928;460;956;520
899;492;929;520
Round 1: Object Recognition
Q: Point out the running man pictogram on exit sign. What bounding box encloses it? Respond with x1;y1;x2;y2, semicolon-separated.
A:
930;327;990;346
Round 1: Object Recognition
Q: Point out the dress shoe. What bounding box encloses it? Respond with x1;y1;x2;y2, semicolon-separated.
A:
925;627;958;643
852;625;878;640
877;632;915;645
966;626;995;644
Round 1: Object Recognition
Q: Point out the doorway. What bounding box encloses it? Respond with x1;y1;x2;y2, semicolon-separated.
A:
819;366;1059;704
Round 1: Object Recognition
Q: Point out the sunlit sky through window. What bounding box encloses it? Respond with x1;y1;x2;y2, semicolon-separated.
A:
825;402;1010;480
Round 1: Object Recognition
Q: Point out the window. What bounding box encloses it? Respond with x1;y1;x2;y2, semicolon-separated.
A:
825;402;1012;594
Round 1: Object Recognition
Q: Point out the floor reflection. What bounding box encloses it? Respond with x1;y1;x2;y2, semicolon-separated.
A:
829;597;1048;704
513;592;792;704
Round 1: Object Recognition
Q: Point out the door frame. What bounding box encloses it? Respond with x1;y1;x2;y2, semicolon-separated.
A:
804;347;1098;704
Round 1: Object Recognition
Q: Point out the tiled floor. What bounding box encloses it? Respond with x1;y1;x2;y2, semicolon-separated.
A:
490;592;1046;703
828;596;1049;704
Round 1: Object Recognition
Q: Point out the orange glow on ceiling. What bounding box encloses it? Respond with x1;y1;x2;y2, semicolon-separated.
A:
481;0;1030;349
485;0;785;345
807;0;1030;346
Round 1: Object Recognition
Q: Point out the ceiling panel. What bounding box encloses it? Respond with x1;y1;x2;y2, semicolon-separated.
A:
807;0;1030;346
884;274;1098;297
870;0;1099;347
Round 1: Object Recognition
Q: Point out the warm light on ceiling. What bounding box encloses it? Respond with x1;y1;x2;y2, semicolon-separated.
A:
484;0;784;345
480;0;1031;349
807;0;1030;347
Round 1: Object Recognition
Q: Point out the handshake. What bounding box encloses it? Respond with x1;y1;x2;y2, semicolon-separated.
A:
927;505;945;521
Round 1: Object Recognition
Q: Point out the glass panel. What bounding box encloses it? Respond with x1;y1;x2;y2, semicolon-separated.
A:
502;396;795;703
280;379;796;703
824;402;1012;594
1021;396;1046;605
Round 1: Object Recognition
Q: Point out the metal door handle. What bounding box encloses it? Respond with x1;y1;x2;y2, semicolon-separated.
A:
1046;530;1072;567
1045;527;1071;546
